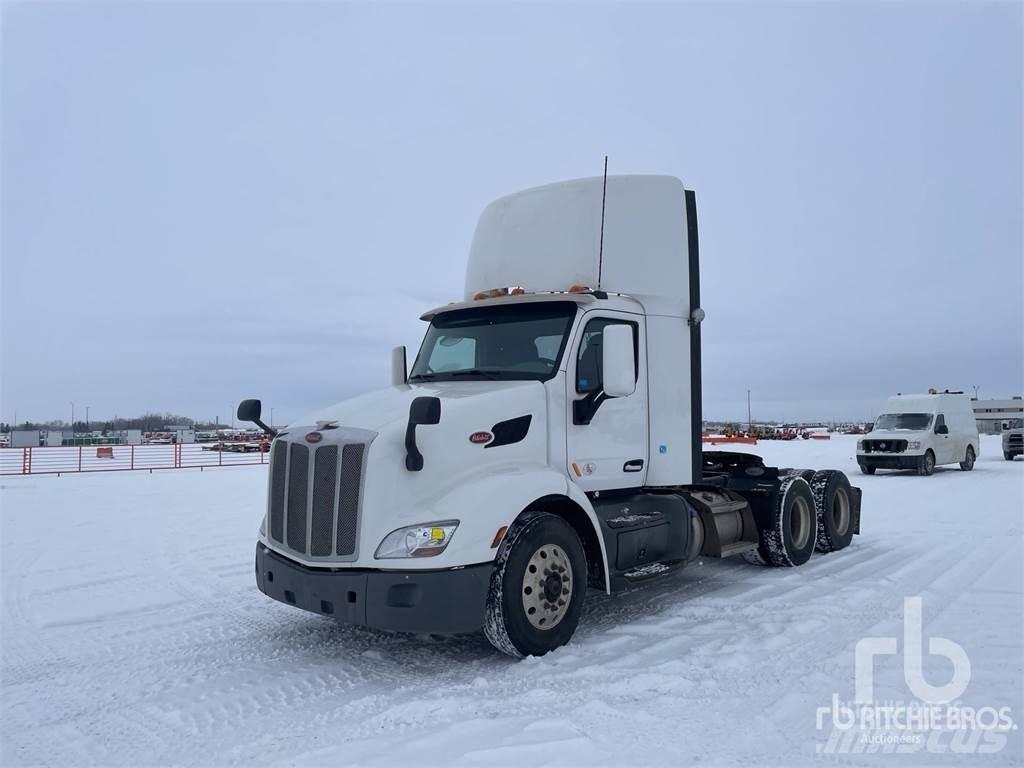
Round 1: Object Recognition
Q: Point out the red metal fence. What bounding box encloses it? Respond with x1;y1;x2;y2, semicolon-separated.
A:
0;443;268;476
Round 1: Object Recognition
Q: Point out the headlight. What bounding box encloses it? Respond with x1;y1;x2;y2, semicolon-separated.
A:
857;440;864;450
908;441;921;450
375;521;459;559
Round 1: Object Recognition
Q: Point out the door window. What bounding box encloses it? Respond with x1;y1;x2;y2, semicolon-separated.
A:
575;318;639;394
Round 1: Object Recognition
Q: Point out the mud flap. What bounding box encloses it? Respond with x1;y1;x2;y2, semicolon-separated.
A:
850;486;862;535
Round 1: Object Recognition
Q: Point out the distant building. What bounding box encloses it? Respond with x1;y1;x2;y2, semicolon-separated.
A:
972;396;1024;434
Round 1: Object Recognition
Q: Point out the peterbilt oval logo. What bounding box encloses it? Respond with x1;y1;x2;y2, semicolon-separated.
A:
469;431;493;445
305;431;323;443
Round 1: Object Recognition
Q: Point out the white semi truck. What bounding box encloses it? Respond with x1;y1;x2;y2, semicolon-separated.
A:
240;175;861;657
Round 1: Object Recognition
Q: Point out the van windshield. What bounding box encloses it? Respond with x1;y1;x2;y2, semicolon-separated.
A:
409;302;576;382
874;413;933;431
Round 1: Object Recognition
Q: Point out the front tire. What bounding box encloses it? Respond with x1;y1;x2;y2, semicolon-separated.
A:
483;511;587;658
918;450;936;476
755;476;818;567
859;464;876;475
959;445;976;471
1004;451;1015;461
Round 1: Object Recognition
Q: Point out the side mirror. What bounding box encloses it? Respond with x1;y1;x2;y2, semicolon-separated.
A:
602;325;636;398
936;424;949;435
409;396;441;426
237;399;262;422
405;396;441;471
391;345;408;386
237;399;276;436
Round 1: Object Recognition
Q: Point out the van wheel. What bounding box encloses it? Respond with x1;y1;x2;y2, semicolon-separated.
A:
918;450;936;476
810;470;854;553
755;476;817;567
859;464;876;475
1007;452;1016;461
959;445;976;471
483;511;587;658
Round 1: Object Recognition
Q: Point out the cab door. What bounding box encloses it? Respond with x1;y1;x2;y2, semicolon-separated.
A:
565;311;648;491
933;413;954;463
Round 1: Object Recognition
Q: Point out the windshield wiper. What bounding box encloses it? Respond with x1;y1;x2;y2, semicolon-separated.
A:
412;369;501;381
445;369;501;380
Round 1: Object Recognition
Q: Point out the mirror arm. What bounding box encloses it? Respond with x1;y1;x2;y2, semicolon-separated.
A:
573;389;610;426
252;418;277;437
405;422;425;471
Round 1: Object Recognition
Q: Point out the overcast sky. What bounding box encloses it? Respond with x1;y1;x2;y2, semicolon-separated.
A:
2;1;1021;426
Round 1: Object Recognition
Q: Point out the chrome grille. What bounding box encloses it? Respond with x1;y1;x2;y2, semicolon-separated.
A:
337;444;364;556
269;441;287;542
863;439;908;454
310;445;338;556
266;429;373;561
286;444;309;551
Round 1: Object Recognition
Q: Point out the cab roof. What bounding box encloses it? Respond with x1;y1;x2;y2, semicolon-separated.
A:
464;175;691;304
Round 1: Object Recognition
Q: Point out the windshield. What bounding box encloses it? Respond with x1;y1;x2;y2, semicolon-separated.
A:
874;413;933;431
409;302;576;382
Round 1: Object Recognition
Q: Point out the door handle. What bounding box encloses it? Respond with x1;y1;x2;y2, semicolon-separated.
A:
623;459;644;472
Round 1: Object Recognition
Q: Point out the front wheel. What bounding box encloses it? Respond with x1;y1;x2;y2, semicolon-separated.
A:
1006;451;1016;461
859;464;876;475
483;511;587;658
959;445;976;471
918;450;936;476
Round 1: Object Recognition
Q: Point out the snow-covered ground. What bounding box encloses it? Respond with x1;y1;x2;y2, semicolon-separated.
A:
1;435;1021;766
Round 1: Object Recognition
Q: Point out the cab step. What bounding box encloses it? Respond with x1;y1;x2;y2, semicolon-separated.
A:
715;541;758;558
623;562;674;581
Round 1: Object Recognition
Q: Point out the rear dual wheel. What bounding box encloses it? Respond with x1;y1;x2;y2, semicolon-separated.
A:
810;470;854;553
751;475;818;567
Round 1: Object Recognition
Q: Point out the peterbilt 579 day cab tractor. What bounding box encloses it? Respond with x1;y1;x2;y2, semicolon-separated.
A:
240;175;862;657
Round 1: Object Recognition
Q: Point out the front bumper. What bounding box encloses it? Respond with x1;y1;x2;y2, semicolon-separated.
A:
858;454;921;470
255;543;492;634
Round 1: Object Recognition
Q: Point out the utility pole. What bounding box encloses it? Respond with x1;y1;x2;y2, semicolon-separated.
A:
71;401;75;433
86;406;90;432
747;389;752;433
972;385;980;400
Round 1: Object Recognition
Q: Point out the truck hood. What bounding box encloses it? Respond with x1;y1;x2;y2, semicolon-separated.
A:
298;380;546;434
262;379;552;568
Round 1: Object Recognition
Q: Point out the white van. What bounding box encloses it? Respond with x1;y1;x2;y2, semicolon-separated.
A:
858;392;980;476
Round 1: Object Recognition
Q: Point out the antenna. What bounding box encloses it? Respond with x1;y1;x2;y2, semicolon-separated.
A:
597;155;608;288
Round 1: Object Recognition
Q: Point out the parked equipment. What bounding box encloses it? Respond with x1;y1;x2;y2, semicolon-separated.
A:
857;392;980;475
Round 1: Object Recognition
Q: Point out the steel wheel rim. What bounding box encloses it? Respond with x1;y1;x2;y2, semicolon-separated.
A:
522;544;572;630
926;452;935;472
832;488;850;536
790;497;812;549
